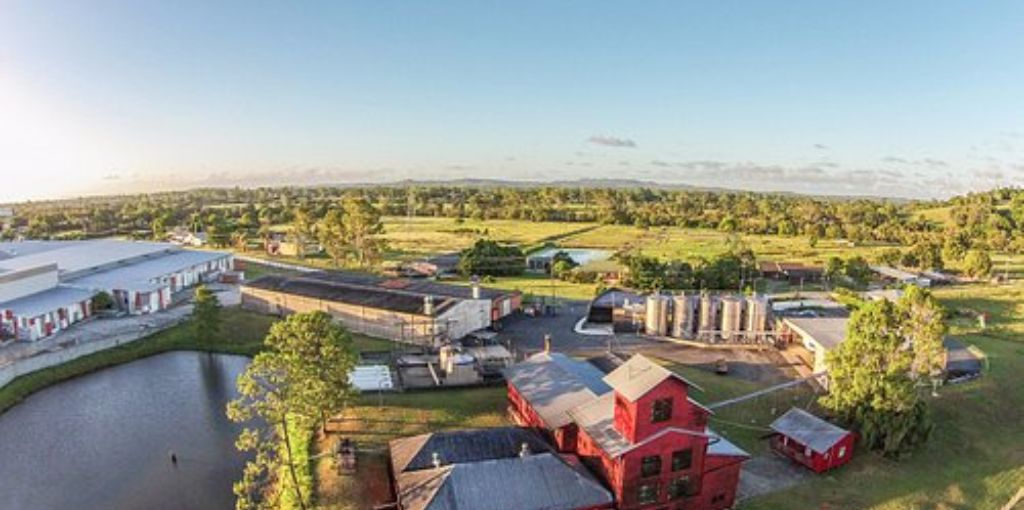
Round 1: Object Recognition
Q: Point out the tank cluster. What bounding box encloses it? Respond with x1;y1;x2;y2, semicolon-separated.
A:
644;292;772;343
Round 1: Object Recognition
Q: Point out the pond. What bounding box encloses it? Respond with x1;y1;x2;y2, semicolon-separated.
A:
0;351;251;510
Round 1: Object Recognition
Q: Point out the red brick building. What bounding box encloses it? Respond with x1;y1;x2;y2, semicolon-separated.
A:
506;353;748;510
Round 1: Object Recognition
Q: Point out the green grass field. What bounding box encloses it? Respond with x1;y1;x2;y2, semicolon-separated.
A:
380;216;598;258
741;281;1024;510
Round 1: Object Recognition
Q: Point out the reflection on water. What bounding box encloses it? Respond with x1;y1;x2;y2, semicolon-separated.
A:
0;351;251;510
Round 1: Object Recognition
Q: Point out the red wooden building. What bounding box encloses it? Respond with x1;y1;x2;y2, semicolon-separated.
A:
506;352;748;510
768;407;856;473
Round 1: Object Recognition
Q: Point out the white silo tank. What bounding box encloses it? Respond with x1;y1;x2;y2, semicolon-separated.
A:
645;295;664;336
745;295;770;341
698;293;719;340
720;295;744;341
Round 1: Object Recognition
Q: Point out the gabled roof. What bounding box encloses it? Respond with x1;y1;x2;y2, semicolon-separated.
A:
769;408;851;454
503;352;611;428
782;317;848;351
602;354;702;402
569;392;717;458
705;427;749;458
395;453;613;510
389;427;552;474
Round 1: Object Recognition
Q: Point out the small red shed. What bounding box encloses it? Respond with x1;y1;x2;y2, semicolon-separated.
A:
769;408;856;473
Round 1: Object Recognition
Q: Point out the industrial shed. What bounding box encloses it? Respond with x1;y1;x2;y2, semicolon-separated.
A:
0;240;231;341
769;408;856;473
241;274;493;346
389;427;613;510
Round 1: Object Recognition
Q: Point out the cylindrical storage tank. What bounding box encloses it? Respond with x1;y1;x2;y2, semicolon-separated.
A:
657;296;670;336
745;295;770;341
698;293;718;340
645;295;664;335
720;295;744;341
672;293;689;338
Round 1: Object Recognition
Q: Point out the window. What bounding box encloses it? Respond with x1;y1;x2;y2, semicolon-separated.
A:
671;448;693;471
637;483;659;504
712;493;726;504
651;398;673;423
668;476;693;500
640;455;662;477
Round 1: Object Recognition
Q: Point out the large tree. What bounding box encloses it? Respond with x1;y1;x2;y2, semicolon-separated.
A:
227;312;357;510
340;196;385;266
821;287;946;456
317;208;349;267
192;285;222;344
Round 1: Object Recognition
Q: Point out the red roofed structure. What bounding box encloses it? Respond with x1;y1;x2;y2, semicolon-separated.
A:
505;352;748;510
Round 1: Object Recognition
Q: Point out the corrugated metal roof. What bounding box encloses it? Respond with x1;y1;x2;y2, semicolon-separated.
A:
303;270;515;301
602;354;701;402
390;427;552;475
245;275;460;316
705;427;749;458
569;393;632;457
503;352;611;428
69;249;229;292
0;286;95;317
782;317;848;351
0;240;175;278
395;453;613;510
769;408;850;454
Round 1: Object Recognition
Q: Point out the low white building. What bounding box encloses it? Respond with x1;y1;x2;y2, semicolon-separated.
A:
0;240;232;341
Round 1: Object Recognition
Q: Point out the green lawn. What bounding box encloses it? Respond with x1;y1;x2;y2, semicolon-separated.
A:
741;282;1024;510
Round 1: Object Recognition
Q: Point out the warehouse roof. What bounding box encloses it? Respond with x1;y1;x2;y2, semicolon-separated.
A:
503;352;611;428
303;270;513;300
68;249;229;292
769;408;851;454
0;240;175;278
782;317;848;351
0;286;95;317
394;453;612;510
390;427;552;474
244;275;460;316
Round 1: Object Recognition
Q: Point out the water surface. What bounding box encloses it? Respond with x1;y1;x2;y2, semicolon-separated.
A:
0;351;250;510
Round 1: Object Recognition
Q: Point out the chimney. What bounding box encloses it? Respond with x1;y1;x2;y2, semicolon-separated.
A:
423;295;435;316
432;452;442;469
471;282;481;299
543;333;551;353
519;442;530;458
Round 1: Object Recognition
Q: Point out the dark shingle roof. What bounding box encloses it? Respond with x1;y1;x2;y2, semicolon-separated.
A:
389;427;552;474
503;352;611;428
769;408;851;454
302;270;515;300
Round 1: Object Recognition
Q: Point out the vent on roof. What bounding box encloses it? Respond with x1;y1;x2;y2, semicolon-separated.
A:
431;451;442;469
519;442;530;458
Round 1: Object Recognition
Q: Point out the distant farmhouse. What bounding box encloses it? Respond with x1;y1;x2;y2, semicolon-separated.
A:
0;240;232;341
241;271;520;346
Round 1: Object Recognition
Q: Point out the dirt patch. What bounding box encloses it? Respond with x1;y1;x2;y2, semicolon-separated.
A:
312;430;394;510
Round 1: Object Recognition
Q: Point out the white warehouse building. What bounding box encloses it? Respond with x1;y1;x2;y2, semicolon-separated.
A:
0;240;232;341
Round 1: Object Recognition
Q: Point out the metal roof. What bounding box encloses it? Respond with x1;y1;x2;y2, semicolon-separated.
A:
0;286;95;317
0;240;175;278
769;408;851;454
245;275;460;316
602;354;701;402
705;427;749;458
503;352;611;428
302;270;515;301
390;427;553;475
395;453;613;510
68;249;230;292
782;317;849;351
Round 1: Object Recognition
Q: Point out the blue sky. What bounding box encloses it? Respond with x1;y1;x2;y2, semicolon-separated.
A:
2;1;1023;201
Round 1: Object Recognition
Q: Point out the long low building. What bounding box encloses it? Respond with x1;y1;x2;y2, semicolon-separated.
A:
0;240;232;341
241;271;520;346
